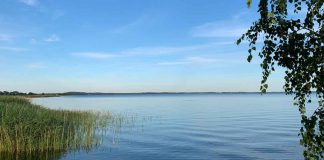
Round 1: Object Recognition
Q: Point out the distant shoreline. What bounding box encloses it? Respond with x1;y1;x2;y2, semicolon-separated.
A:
0;91;288;98
50;91;287;96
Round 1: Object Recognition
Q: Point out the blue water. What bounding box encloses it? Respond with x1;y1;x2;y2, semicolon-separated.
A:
33;93;305;160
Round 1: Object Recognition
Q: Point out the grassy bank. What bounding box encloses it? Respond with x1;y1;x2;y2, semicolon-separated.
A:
0;96;111;155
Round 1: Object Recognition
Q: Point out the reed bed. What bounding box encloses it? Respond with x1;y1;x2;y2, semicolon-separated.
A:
0;96;112;156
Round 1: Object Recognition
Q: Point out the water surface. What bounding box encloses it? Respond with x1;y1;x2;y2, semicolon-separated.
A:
33;93;304;160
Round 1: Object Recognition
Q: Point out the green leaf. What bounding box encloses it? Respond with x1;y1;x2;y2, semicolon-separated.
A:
247;54;253;62
247;0;252;8
268;12;274;18
261;88;266;93
236;39;242;45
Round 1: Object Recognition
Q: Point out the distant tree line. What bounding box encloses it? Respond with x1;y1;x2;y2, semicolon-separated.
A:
0;91;59;97
0;91;37;96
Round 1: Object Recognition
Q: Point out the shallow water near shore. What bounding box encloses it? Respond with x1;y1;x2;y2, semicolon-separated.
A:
32;93;306;160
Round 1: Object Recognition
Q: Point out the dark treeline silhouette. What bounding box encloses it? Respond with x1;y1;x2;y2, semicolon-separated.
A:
0;91;36;96
0;91;59;97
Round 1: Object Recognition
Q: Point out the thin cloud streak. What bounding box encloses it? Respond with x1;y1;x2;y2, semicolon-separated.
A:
44;34;60;42
121;44;210;56
158;54;247;66
0;34;14;42
71;42;235;60
191;21;248;38
112;16;147;33
0;46;29;52
191;11;254;38
71;52;120;59
26;63;45;69
158;56;218;65
20;0;38;6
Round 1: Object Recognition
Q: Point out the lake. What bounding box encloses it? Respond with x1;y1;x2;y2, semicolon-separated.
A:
33;93;304;160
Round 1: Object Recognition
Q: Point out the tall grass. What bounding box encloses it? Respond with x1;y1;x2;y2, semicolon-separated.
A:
0;96;112;157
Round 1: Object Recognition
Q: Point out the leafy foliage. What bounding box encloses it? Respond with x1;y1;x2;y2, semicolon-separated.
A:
237;0;324;159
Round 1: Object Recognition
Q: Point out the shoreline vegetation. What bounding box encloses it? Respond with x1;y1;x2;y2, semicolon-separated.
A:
0;96;113;159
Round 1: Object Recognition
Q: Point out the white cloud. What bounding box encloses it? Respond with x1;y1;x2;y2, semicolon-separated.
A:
20;0;38;6
112;16;147;33
30;38;37;44
71;52;119;59
0;46;29;52
0;34;14;42
26;63;45;69
191;21;248;38
157;53;246;66
44;34;60;42
71;42;234;60
120;44;212;56
158;56;218;65
191;10;254;38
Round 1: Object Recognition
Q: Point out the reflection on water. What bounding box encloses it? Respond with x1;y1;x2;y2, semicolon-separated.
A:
0;151;65;160
32;94;306;160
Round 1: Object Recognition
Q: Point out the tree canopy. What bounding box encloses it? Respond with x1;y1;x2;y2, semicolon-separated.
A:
237;0;324;159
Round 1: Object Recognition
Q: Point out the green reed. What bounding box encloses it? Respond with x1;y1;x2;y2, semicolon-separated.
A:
0;96;112;155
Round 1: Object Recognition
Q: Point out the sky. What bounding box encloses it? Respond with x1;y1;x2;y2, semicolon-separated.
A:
0;0;286;93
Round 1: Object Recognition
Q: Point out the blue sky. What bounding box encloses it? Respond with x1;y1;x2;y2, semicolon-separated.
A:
0;0;285;93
